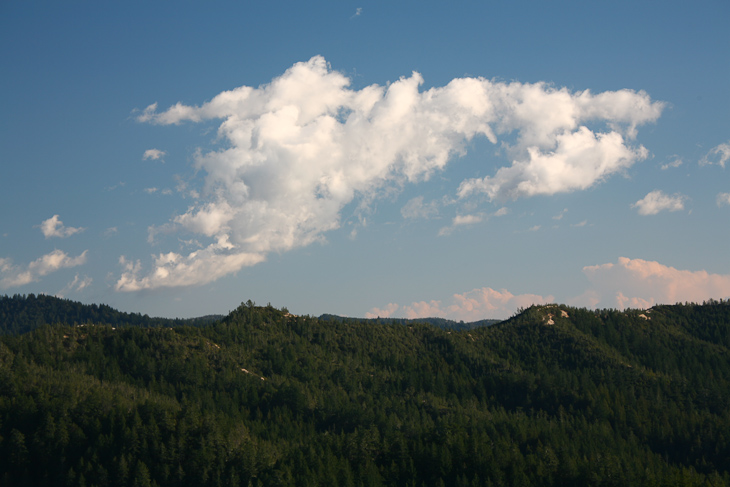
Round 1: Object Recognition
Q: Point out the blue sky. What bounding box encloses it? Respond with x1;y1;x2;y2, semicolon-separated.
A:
1;1;729;320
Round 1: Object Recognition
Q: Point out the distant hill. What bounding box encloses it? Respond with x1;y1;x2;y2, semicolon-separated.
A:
0;293;223;335
1;298;729;485
0;294;498;337
318;313;501;331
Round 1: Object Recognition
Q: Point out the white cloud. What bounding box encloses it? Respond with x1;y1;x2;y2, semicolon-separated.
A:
553;208;568;220
452;214;484;226
40;215;85;239
401;196;439;219
57;274;93;298
494;207;509;217
143;149;166;161
366;287;553;321
717;192;730;207
581;257;730;309
457;86;663;201
145;187;173;196
365;302;399;318
115;244;265;292
438;213;484;236
632;190;687;215
128;56;663;290
661;155;683;170
0;250;88;289
700;141;730;168
458;128;651;201
105;182;126;191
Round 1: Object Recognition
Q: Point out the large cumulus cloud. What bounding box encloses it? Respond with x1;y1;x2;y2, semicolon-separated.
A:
120;56;663;291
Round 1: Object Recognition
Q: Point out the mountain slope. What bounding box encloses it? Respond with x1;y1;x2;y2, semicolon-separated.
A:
1;300;729;486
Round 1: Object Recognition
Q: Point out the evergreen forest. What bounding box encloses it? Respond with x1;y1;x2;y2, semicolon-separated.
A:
1;294;729;486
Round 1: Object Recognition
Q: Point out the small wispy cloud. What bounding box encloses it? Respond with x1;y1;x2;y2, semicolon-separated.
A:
56;274;93;298
553;208;568;220
0;250;88;289
632;190;687;215
350;7;363;18
453;214;484;226
438;213;484;236
143;149;166;162
105;182;126;191
39;215;85;239
660;155;683;170
700;141;730;168
717;192;730;207
401;196;439;220
144;187;173;196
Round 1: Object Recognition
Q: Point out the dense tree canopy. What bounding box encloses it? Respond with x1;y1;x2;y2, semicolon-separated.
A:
1;297;729;486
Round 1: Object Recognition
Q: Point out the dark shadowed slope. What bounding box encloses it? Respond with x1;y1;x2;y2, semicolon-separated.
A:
1;300;729;486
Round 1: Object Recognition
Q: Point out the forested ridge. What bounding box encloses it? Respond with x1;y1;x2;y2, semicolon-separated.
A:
1;297;730;486
318;314;501;331
0;294;222;335
0;294;491;335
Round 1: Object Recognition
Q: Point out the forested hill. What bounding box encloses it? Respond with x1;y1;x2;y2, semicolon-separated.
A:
0;294;223;335
1;300;730;486
0;293;498;336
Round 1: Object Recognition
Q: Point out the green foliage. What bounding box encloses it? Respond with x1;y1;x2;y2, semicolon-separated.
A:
1;299;730;486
